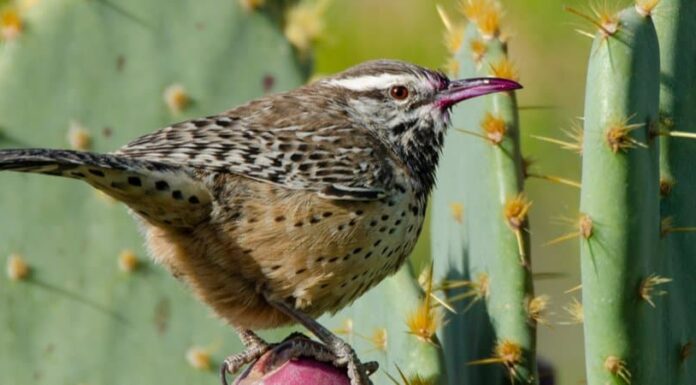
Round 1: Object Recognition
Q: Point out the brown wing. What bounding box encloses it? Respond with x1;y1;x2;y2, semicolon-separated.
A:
116;91;395;200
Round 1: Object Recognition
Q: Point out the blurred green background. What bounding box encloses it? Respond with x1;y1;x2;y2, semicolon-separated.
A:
313;1;592;383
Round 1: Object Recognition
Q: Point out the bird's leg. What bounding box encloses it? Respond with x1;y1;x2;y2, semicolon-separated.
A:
221;327;273;384
265;296;378;385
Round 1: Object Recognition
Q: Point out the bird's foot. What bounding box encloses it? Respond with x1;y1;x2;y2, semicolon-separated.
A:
263;296;378;385
221;329;274;385
229;333;377;385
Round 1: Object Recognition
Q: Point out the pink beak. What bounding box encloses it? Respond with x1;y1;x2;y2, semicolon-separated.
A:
436;77;522;109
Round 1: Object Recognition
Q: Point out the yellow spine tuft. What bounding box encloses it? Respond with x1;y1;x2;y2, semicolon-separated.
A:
0;7;23;41
6;253;30;281
284;0;329;54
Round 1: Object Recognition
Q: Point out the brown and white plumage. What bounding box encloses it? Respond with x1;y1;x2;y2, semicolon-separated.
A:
0;59;521;383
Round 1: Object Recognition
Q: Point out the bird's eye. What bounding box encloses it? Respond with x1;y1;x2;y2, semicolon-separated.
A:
389;85;410;100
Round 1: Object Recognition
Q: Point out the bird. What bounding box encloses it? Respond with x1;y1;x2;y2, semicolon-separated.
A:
0;59;521;385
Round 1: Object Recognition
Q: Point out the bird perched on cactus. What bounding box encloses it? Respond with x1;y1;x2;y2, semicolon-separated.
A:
0;60;520;385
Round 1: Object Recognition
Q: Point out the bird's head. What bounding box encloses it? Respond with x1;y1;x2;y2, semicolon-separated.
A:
318;59;521;191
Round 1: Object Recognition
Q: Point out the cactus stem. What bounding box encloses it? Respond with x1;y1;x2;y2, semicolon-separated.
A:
604;356;632;384
118;249;140;273
6;253;30;281
526;173;581;189
638;274;672;307
561;298;584;325
67;121;93;151
680;342;694;364
527;295;551;326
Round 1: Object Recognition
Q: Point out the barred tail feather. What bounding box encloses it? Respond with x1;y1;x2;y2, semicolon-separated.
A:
0;149;211;228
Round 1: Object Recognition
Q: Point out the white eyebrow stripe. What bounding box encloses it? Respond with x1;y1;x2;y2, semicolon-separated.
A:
326;74;413;91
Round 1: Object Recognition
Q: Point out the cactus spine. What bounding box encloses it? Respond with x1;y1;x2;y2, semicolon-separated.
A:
578;4;661;385
432;1;537;383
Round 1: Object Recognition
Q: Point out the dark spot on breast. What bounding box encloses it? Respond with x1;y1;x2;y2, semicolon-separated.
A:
290;153;303;161
364;252;373;259
351;275;358;281
298;163;311;171
348;219;357;226
408;225;414;233
163;220;173;225
278;143;293;152
322;212;333;218
110;182;124;190
340;283;347;288
381;215;389;221
382;246;389;254
294;221;304;227
388;228;396;234
352;248;362;254
295;268;306;274
172;190;183;200
328;257;339;263
355;210;364;215
88;169;105;177
343;255;350;261
271;265;281;271
320;283;329;289
316;257;325;263
188;196;200;204
395;219;402;225
369;220;378;227
242;249;253;254
379;227;387;233
155;181;169;191
373;239;382;246
248;217;258;223
401;211;406;217
275;215;286;222
338;225;345;231
388;201;395;207
71;172;85;178
137;210;150;217
309;216;320;224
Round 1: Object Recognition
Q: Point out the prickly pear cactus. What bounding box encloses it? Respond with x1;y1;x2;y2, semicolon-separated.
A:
0;0;310;384
578;3;661;385
653;0;696;383
431;1;537;384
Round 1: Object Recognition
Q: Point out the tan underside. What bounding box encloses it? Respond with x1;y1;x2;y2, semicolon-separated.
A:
142;176;423;329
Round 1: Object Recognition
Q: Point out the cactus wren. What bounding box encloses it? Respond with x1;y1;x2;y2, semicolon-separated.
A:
0;60;520;384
